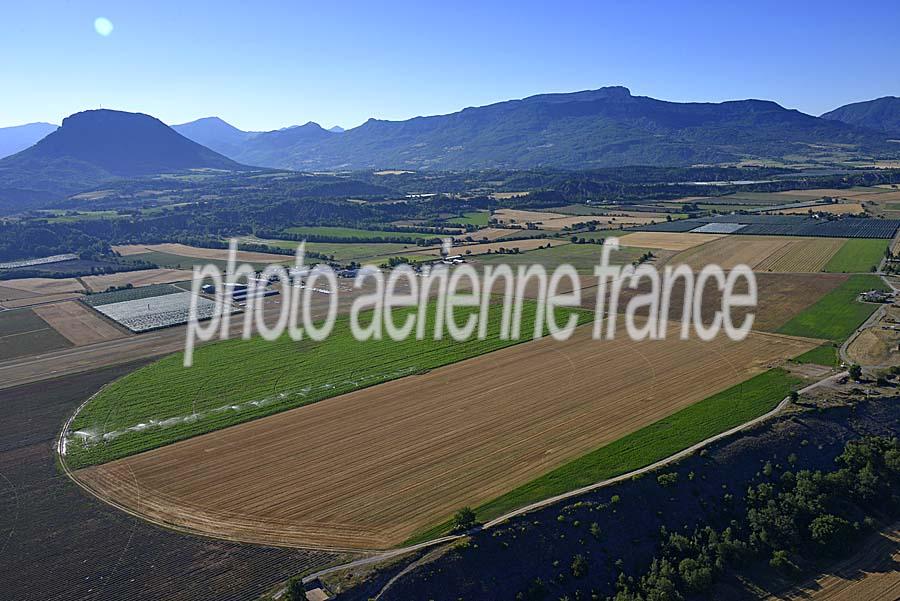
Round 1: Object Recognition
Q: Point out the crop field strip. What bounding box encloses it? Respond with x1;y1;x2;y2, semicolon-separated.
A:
476;243;669;273
614;231;724;251
667;235;845;272
66;302;588;468
419;238;568;256
666;235;881;273
752;238;845;272
778;274;889;342
74;324;818;550
822;238;890;273
493;208;663;231
284;225;442;241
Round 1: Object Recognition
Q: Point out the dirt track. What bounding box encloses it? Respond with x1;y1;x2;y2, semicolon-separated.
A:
75;325;818;550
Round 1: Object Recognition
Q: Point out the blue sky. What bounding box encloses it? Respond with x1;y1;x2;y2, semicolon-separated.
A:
2;0;898;130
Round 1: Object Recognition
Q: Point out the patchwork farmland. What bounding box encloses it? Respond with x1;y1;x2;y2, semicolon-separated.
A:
73;324;817;550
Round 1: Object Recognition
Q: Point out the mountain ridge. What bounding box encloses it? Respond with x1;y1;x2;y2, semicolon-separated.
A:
821;96;900;135
0;122;58;160
171;87;896;170
0;109;248;213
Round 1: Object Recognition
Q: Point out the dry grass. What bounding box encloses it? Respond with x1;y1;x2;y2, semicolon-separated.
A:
753;238;846;272
493;209;661;231
670;236;845;273
421;238;568;256
467;227;522;241
113;243;291;263
779;203;865;215
773;188;875;199
0;278;85;295
75;325;817;550
616;232;725;252
765;523;900;601
81;269;193;291
32;301;126;345
846;305;900;367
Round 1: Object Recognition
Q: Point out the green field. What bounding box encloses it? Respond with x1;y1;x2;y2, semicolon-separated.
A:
791;343;839;367
247;237;434;263
39;210;124;223
121;250;289;273
778;274;888;342
823;239;889;273
406;368;801;544
477;242;651;273
67;302;593;469
284;226;441;241
448;211;489;227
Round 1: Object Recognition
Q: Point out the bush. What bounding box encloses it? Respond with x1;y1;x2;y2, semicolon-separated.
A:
571;554;588;578
453;506;478;532
657;472;679;487
809;514;854;551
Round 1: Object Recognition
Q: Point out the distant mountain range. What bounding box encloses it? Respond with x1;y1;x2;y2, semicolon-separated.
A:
168;87;897;171
821;96;900;136
171;116;258;159
0;110;247;212
1;88;899;214
0;122;57;159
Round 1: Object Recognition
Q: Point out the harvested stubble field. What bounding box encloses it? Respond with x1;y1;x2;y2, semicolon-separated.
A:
0;277;85;295
493;209;660;231
81;268;193;291
671;236;846;273
113;243;294;263
420;238;568;256
32;301;126;345
754;238;846;272
74;325;818;550
765;523;900;601
779;202;865;215
615;232;724;251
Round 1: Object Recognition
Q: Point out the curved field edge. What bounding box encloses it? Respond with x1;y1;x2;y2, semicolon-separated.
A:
403;368;802;545
64;301;592;469
777;274;889;342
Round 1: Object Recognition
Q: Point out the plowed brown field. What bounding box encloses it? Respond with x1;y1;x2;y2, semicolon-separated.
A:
75;325;818;550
